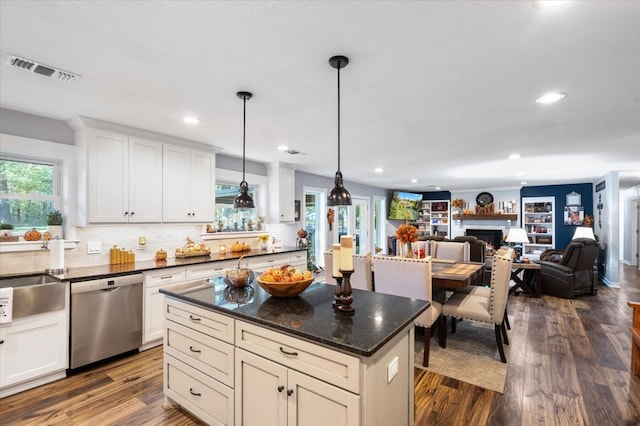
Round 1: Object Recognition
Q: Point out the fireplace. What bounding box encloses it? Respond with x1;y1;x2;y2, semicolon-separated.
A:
465;228;504;250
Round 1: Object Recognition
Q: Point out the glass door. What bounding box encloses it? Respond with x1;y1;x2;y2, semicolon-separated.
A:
373;196;386;254
352;197;369;255
303;187;326;272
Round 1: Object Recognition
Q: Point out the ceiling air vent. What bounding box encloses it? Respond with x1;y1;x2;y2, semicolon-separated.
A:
6;54;81;82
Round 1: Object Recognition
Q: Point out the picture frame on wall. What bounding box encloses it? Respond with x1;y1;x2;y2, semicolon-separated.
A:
566;191;581;206
294;200;301;221
564;205;584;225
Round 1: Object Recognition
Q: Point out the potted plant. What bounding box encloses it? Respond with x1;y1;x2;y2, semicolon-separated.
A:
0;222;14;237
47;210;64;239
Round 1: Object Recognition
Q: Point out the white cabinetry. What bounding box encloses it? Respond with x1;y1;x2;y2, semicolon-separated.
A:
143;267;187;346
163;145;215;222
415;200;449;237
522;197;555;260
247;252;306;273
0;309;68;398
235;321;360;426
164;299;235;426
87;129;162;223
266;162;296;223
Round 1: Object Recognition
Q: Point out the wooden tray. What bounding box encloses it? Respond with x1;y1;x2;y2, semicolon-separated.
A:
175;250;211;258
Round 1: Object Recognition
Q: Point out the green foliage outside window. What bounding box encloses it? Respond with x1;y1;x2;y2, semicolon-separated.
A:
0;158;58;232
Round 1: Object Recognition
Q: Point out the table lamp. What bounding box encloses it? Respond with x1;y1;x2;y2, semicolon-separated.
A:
506;228;529;262
572;227;596;240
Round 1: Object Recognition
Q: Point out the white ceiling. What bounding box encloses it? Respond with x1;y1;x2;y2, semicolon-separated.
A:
1;1;639;191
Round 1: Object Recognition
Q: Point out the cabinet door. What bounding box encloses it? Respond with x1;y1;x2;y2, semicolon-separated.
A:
143;286;165;344
128;137;162;222
0;310;67;389
236;348;288;426
163;145;192;222
88;129;128;222
288;369;360;426
278;166;295;222
188;149;215;222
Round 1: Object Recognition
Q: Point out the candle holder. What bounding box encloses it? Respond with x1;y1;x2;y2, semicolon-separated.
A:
336;269;355;315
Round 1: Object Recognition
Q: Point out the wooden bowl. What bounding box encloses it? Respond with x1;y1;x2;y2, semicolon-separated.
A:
256;277;314;298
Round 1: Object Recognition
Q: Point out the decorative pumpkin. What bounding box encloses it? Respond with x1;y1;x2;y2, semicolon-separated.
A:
155;249;167;261
224;256;255;288
231;241;252;252
24;228;42;241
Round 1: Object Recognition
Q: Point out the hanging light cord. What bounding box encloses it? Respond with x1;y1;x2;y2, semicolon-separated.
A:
242;95;247;183
336;59;341;173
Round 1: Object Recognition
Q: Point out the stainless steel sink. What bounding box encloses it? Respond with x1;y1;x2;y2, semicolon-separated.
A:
0;273;66;320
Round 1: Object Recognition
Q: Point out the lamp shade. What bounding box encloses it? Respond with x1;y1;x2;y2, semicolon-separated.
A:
506;228;530;244
573;227;595;240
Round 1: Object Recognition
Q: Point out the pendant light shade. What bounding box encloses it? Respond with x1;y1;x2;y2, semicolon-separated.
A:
234;91;255;209
327;55;352;206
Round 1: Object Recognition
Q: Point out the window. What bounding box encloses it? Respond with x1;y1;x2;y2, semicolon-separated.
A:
214;182;258;231
0;157;60;232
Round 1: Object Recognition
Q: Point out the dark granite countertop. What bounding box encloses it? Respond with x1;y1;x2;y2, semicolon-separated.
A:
160;277;429;357
0;247;305;283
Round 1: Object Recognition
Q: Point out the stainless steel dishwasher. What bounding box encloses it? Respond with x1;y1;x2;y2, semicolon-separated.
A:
70;274;142;369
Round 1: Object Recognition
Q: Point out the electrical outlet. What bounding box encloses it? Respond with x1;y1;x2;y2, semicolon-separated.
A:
87;241;102;254
387;356;398;383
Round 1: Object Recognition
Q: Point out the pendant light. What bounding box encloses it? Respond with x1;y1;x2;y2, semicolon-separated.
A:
234;91;255;209
327;55;352;206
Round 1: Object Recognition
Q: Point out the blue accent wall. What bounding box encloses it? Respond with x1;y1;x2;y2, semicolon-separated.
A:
521;183;594;249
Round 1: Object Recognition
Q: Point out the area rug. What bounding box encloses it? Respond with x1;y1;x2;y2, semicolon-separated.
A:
414;318;512;393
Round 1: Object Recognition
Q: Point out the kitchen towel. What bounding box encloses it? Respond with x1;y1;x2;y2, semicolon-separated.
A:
0;287;13;323
50;239;65;270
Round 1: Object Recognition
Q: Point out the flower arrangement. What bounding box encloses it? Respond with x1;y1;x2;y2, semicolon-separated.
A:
396;222;418;243
258;234;270;242
451;199;465;209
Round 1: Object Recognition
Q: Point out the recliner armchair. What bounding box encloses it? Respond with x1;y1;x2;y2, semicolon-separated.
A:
539;238;599;298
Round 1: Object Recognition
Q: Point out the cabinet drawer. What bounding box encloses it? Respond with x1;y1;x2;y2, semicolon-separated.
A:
165;320;234;387
288;251;307;268
145;267;186;288
165;298;234;344
247;253;291;270
165;354;234;426
236;321;360;394
186;261;235;280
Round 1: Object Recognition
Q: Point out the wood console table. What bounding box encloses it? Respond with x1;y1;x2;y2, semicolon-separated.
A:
509;262;541;297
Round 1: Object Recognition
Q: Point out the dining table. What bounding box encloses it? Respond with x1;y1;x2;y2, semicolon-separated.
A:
431;260;485;290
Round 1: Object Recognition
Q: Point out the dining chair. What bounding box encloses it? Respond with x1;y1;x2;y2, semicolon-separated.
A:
429;240;470;262
439;249;514;363
323;250;373;291
372;255;441;367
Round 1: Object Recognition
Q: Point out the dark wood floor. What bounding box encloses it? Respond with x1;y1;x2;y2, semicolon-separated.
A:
1;264;639;425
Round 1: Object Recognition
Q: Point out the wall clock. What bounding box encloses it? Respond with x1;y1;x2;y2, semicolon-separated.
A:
476;192;494;207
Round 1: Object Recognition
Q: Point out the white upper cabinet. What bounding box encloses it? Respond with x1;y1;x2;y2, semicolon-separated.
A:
266;162;296;223
162;144;215;222
87;128;162;223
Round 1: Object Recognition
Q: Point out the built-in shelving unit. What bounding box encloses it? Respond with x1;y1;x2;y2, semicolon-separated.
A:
522;196;555;260
415;200;450;237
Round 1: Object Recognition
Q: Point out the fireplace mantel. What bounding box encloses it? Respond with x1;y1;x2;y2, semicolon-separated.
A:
452;214;517;221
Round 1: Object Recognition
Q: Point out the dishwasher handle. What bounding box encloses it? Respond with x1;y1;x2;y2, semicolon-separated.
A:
71;274;143;294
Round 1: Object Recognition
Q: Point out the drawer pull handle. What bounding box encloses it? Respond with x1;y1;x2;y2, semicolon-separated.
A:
189;388;201;396
189;346;201;353
189;315;202;322
279;347;298;356
160;275;173;280
277;385;285;392
287;389;294;396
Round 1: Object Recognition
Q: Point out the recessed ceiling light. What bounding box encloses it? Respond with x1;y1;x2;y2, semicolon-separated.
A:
277;145;289;151
410;179;418;183
435;187;441;190
183;116;200;124
535;92;566;104
533;0;568;9
521;181;528;185
509;154;521;160
374;167;383;173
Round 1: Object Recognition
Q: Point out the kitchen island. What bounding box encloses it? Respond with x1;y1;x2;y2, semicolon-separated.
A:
160;278;428;426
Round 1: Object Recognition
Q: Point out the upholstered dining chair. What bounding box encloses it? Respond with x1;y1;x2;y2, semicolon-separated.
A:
372;255;441;367
323;250;373;291
429;240;470;262
439;249;514;363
